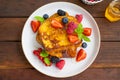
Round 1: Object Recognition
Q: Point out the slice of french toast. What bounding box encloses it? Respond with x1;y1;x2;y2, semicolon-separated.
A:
36;13;82;58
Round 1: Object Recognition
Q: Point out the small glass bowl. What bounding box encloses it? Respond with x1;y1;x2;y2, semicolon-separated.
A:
81;0;103;5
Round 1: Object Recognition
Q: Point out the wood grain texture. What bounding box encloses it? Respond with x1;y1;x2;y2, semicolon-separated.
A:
0;42;31;69
0;18;26;41
0;18;120;41
0;68;119;80
0;42;120;69
0;0;120;79
0;0;112;17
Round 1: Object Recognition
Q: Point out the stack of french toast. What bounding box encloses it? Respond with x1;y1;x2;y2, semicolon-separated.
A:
36;10;82;58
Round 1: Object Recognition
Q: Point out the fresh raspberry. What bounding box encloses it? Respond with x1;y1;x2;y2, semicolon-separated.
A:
66;22;78;34
38;48;42;53
33;50;40;56
56;60;65;70
38;56;43;61
75;14;83;23
68;22;77;30
66;28;74;34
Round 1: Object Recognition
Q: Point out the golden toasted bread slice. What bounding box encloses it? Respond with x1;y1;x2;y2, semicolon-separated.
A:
37;13;82;58
36;13;69;44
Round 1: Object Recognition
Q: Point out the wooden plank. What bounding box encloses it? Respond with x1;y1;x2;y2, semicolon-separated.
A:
0;68;119;80
0;18;26;41
0;18;120;41
0;0;111;17
95;18;120;41
0;42;120;69
0;42;31;69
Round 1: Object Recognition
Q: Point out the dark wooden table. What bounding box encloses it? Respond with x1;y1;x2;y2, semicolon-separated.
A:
0;0;120;80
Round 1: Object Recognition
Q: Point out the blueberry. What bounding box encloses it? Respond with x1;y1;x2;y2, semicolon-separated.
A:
50;56;60;63
62;17;68;24
82;42;87;48
57;9;66;16
43;14;49;19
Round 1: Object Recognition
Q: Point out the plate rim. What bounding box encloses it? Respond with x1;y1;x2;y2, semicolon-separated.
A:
21;1;101;78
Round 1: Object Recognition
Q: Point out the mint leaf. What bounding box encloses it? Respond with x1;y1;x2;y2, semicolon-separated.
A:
74;23;91;42
40;50;49;57
44;58;51;65
75;23;84;40
34;16;44;22
75;23;83;34
82;34;91;42
78;33;83;40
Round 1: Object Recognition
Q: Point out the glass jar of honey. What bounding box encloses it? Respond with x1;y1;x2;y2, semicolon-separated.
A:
105;0;120;22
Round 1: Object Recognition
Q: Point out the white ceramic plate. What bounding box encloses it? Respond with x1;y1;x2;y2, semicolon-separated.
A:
22;2;100;78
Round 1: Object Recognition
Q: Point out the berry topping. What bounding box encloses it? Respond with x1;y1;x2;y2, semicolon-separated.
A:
57;9;66;16
56;60;65;70
38;48;42;53
43;14;49;19
31;10;92;69
31;20;40;33
66;28;74;34
66;22;78;34
68;22;78;30
33;50;40;56
62;17;68;24
76;49;87;62
38;56;43;61
75;14;83;23
82;42;87;48
51;19;63;28
83;28;92;36
68;34;79;43
50;56;60;63
33;48;52;66
75;24;91;42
